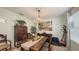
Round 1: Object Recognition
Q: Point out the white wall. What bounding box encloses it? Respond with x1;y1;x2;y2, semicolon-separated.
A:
0;8;35;47
37;19;52;34
37;14;67;40
68;11;79;44
52;15;67;40
67;7;79;50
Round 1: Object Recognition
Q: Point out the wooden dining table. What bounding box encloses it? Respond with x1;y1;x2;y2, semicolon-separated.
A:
21;36;47;51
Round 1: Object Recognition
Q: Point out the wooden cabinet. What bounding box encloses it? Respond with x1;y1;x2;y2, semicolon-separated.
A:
14;25;28;47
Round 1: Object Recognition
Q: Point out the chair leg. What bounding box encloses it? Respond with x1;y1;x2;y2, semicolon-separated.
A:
10;45;11;51
21;47;24;51
5;48;8;51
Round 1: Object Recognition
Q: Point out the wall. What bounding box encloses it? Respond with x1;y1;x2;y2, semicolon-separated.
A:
70;7;79;16
52;14;67;40
0;8;35;47
67;7;79;50
37;19;52;34
70;40;79;51
37;14;67;40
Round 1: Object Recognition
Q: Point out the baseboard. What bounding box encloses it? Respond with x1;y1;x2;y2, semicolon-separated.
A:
71;40;79;51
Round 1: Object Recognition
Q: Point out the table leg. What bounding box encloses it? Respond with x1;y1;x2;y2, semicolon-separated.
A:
21;47;24;51
48;43;51;51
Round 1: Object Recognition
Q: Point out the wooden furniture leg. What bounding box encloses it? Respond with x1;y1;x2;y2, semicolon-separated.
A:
21;47;24;51
48;36;52;51
48;41;51;51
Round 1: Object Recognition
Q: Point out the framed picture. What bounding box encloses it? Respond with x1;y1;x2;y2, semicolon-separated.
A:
38;21;52;31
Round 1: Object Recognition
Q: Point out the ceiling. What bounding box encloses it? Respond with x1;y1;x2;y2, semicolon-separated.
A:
5;7;70;19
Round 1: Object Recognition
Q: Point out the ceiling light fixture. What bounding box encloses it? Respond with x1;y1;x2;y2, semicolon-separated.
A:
37;9;41;21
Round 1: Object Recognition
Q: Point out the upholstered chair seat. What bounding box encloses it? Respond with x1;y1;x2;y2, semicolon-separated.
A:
0;34;11;51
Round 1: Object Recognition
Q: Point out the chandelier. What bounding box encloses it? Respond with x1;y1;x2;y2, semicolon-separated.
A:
37;9;41;21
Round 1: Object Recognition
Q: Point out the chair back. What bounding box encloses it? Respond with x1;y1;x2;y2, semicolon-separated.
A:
0;34;7;43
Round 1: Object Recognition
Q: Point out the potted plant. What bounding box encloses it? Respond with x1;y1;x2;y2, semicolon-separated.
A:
30;26;37;41
31;26;37;34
